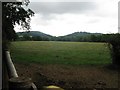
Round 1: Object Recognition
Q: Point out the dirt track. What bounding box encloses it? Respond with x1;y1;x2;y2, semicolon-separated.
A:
14;62;119;89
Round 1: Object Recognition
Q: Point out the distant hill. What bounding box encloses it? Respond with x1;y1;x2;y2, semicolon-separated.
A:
65;32;101;37
56;32;102;41
17;31;52;37
17;31;102;41
17;31;54;40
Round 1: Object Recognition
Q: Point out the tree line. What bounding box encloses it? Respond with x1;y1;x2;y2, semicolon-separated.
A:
16;33;118;43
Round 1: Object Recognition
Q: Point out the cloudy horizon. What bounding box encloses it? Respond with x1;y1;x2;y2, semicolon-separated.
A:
15;0;119;36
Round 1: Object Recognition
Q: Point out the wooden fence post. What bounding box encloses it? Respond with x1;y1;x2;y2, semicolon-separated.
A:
4;50;37;90
5;50;18;78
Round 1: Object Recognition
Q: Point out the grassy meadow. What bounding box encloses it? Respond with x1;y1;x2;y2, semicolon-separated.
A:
10;41;119;89
10;41;111;66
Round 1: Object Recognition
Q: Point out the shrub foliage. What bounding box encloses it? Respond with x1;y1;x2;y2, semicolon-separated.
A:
106;34;120;66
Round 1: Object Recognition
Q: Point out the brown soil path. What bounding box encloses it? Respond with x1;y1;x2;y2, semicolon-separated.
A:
14;62;119;89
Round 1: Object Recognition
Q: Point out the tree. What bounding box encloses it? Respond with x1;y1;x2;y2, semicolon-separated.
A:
33;36;42;41
2;1;35;88
2;1;34;49
106;34;120;66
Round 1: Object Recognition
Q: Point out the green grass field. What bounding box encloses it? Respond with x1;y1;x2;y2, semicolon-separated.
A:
10;41;111;66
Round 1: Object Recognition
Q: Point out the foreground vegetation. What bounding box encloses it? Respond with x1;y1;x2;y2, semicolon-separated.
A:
10;41;111;66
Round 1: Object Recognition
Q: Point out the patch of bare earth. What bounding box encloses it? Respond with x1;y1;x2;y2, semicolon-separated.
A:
14;62;119;90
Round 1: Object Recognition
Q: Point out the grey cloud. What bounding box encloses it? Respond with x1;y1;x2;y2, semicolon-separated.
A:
28;2;97;15
87;19;99;23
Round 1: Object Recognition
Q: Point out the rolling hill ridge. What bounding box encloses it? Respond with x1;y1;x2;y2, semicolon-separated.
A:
17;31;102;41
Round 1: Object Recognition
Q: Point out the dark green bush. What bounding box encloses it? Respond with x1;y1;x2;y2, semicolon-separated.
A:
106;33;120;66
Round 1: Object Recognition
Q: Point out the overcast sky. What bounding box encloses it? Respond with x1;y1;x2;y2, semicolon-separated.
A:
15;0;119;36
